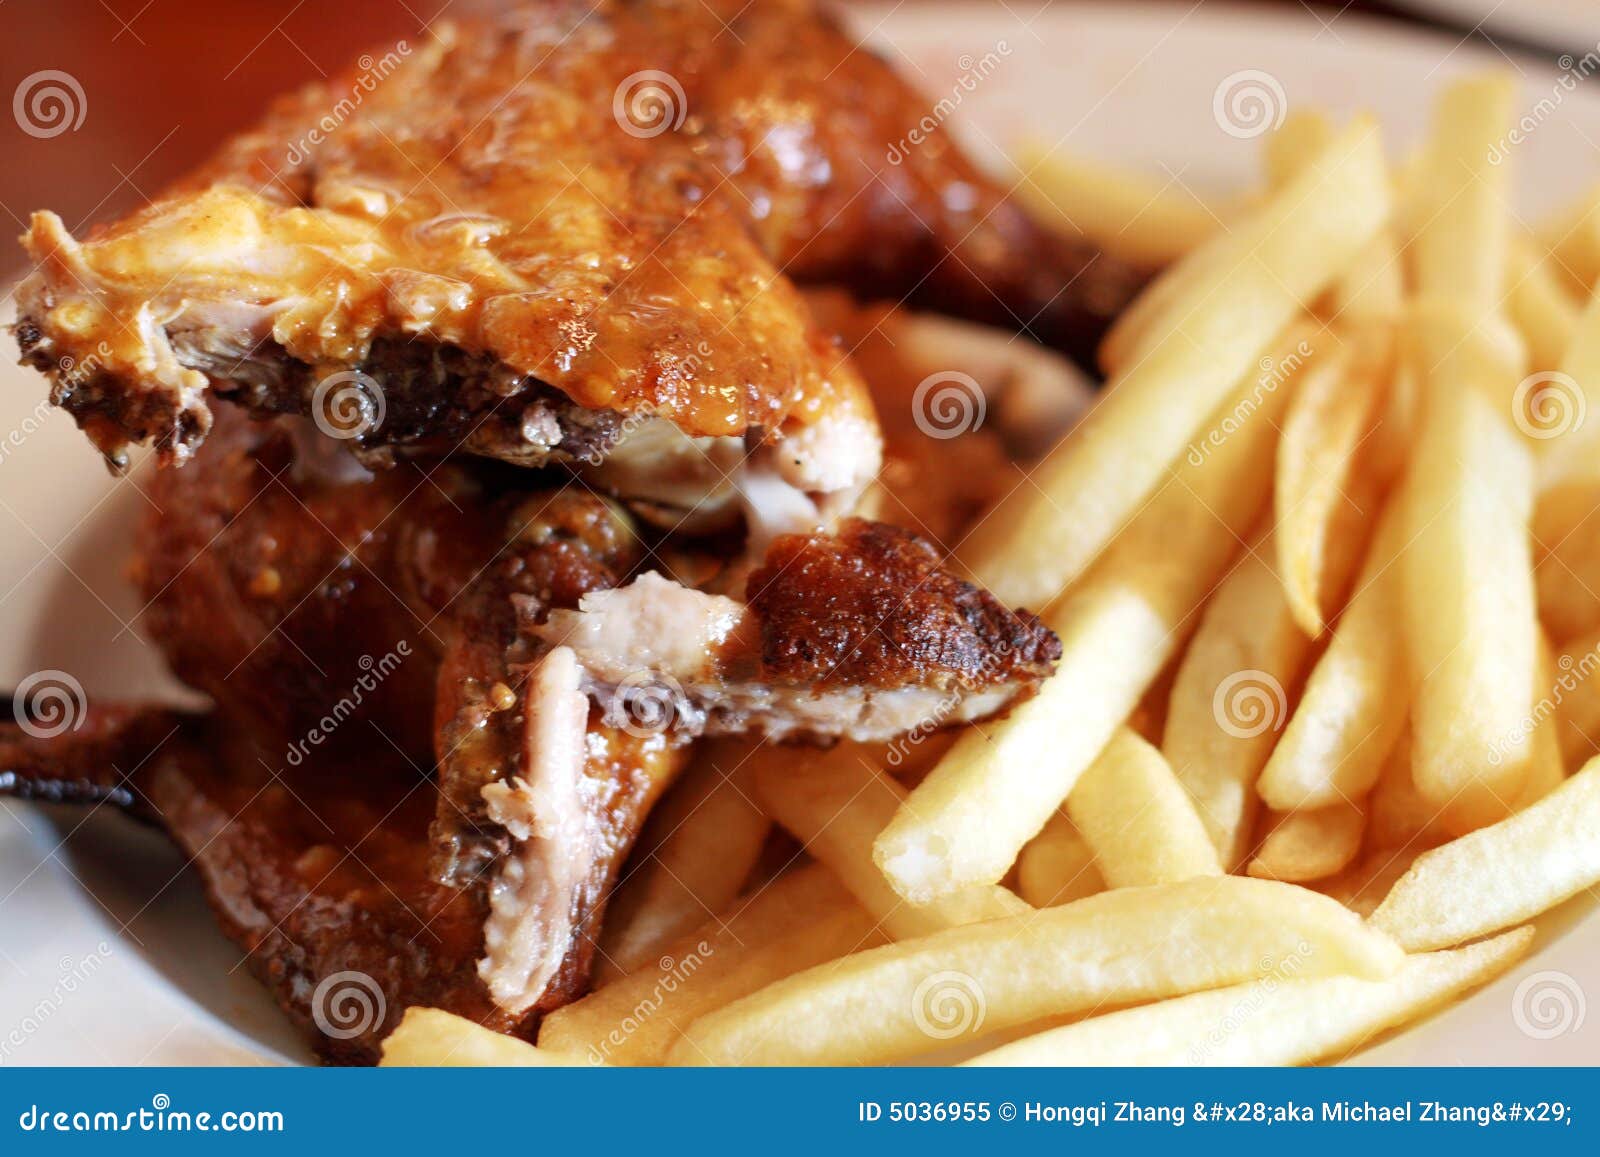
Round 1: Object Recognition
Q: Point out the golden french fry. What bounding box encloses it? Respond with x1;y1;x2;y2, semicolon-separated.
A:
669;877;1403;1066
1274;343;1384;635
1066;727;1222;887
1372;754;1600;950
1399;381;1537;833
1553;627;1600;769
1534;276;1600;490
1506;238;1580;374
1407;75;1515;313
1015;143;1220;267
1256;500;1410;811
965;927;1532;1066
540;864;883;1065
1246;803;1365;883
1366;728;1451;852
748;743;1027;939
381;1008;595;1067
875;329;1304;901
1264;109;1334;189
596;738;770;980
1162;527;1317;868
1533;469;1600;642
1014;811;1104;908
1265;109;1402;325
1537;183;1600;297
1518;635;1569;809
961;120;1389;610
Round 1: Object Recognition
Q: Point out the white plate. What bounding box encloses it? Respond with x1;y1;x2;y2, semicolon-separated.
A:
1388;0;1598;57
2;0;1596;1065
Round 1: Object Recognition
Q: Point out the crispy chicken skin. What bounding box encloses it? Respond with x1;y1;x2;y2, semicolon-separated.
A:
0;707;677;1065
540;520;1061;741
112;404;1058;1051
12;0;1139;472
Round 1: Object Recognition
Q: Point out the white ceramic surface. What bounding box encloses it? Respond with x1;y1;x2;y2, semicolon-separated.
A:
0;0;1594;1065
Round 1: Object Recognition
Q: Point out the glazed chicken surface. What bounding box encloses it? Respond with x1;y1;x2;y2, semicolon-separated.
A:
13;0;1139;478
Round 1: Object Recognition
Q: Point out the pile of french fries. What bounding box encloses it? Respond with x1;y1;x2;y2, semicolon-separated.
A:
383;75;1600;1068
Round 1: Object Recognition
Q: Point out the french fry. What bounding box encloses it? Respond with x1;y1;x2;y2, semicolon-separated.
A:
964;927;1532;1067
1527;270;1600;482
1015;143;1221;267
1065;727;1222;887
1532;467;1600;643
668;877;1403;1066
381;1008;596;1067
539;864;883;1065
748;743;1028;939
1366;728;1451;852
1273;342;1385;635
1264;109;1334;189
1506;237;1580;374
1162;527;1318;868
1407;75;1515;314
875;329;1303;902
1518;635;1569;809
1372;754;1600;950
1537;183;1600;298
1014;811;1104;908
960;119;1389;610
1256;500;1410;811
595;739;771;980
1246;803;1365;883
1266;109;1402;325
1398;381;1536;833
1552;626;1600;769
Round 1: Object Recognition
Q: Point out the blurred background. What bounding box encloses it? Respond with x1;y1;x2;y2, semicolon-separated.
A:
0;0;1573;281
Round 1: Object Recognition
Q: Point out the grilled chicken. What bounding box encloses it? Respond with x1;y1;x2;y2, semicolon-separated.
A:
121;402;1056;1043
539;521;1062;741
12;0;1140;480
0;705;677;1064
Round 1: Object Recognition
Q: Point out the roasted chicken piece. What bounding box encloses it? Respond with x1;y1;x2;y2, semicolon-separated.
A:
539;520;1062;742
13;0;1140;481
0;705;677;1065
122;405;1057;1047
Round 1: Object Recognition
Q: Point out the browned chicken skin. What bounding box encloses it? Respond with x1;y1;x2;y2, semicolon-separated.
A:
12;0;1141;473
0;0;1106;1065
91;399;1057;1057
